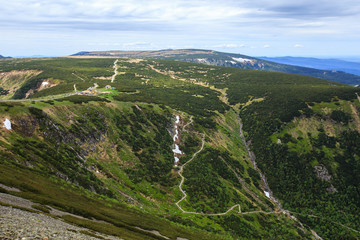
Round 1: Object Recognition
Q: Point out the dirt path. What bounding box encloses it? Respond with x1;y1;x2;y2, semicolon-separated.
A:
175;133;205;213
0;94;75;102
147;64;229;105
350;103;360;133
111;59;119;83
72;72;86;81
182;116;193;132
175;118;272;216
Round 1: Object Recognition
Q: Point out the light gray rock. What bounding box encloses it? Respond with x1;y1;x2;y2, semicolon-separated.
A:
0;205;122;240
314;165;332;181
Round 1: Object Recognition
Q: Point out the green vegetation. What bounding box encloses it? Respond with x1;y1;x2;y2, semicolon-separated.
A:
238;97;360;239
0;58;114;99
73;49;360;85
1;57;359;239
0;87;9;95
31;204;51;213
57;95;111;104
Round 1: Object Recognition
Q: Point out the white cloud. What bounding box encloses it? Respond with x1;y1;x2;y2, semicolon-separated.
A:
294;44;304;48
294;22;325;27
123;42;150;47
213;44;244;48
0;0;359;57
123;41;154;49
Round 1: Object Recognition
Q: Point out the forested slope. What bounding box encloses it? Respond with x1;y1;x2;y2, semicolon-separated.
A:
0;57;359;239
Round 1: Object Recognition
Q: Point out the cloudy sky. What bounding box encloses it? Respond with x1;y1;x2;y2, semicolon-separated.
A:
1;0;360;57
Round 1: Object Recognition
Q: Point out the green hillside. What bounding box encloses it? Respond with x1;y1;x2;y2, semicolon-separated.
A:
72;49;360;85
0;57;359;239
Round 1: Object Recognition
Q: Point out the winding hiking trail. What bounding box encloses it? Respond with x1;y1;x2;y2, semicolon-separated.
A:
175;133;206;214
175;133;242;216
175;117;273;216
111;59;119;83
174;114;355;238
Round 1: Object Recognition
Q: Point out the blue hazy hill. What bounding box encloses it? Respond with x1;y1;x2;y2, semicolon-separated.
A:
259;56;360;76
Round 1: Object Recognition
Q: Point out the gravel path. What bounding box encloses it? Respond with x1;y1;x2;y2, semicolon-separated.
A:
111;59;119;83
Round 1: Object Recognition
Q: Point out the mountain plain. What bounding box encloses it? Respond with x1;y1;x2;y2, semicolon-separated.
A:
0;56;359;239
72;49;360;85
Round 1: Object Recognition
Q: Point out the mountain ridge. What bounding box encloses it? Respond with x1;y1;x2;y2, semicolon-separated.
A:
71;49;360;85
258;56;360;76
0;55;11;59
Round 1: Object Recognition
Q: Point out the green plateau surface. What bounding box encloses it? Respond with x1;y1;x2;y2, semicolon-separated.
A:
72;49;360;85
0;57;359;239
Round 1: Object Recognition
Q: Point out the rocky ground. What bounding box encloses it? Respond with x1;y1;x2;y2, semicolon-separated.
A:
0;205;102;239
0;191;123;240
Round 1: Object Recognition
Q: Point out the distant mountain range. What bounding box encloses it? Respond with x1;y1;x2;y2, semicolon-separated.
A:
13;55;51;58
258;56;360;76
72;49;360;85
0;55;11;59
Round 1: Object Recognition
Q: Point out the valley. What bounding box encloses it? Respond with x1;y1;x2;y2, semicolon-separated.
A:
0;56;359;239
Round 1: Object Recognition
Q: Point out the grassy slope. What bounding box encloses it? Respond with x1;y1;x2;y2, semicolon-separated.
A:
267;99;360;239
1;57;359;239
0;99;310;239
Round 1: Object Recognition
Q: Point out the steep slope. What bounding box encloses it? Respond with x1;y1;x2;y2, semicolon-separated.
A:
72;49;360;85
1;57;360;239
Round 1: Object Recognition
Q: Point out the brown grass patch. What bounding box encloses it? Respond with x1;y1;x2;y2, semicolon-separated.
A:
0;70;42;99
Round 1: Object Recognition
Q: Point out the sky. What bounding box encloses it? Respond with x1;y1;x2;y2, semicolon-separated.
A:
1;0;360;58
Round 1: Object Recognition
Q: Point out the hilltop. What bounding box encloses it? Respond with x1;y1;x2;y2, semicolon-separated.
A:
0;57;360;239
72;49;360;85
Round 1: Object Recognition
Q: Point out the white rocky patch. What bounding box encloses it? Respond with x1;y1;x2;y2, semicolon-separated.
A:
173;144;182;154
232;57;254;63
225;60;237;64
196;58;207;63
41;81;49;86
173;129;178;141
172;115;183;165
264;190;270;198
3;118;11;130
